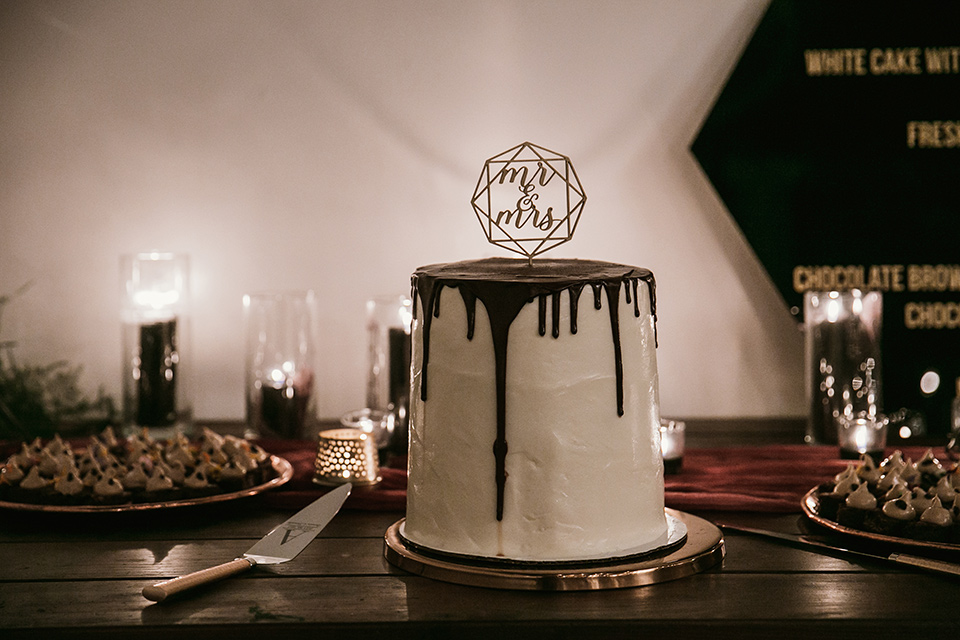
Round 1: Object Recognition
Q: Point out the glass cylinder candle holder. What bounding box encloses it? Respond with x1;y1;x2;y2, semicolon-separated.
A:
837;413;888;464
659;418;685;474
244;291;319;438
804;290;882;445
365;295;412;453
120;252;192;438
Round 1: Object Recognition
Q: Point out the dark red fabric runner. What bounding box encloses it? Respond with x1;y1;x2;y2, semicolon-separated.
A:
256;440;949;514
2;437;944;514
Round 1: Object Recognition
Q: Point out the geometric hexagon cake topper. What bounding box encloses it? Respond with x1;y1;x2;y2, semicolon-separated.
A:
471;142;586;264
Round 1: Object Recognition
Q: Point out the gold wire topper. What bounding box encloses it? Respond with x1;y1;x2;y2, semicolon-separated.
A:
471;142;586;263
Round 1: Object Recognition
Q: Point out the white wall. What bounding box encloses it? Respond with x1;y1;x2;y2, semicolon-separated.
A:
0;0;804;421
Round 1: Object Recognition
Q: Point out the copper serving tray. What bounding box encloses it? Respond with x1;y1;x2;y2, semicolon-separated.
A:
802;488;960;553
0;455;292;514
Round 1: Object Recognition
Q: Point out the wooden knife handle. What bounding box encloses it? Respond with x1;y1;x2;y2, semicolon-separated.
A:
142;557;256;602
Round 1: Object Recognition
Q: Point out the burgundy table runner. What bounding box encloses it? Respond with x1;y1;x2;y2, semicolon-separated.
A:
1;437;945;514
256;440;950;514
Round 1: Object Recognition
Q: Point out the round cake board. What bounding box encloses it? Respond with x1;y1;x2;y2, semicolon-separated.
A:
383;508;724;591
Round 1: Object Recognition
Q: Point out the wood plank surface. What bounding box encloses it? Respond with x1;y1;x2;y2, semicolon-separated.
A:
0;504;402;542
4;573;960;638
0;533;883;582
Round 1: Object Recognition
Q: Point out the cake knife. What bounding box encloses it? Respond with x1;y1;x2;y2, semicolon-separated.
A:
718;523;960;578
142;482;352;602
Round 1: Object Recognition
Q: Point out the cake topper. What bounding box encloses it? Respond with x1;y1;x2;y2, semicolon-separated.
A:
471;142;586;265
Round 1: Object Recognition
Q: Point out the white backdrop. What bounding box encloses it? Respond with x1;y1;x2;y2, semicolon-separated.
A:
0;0;804;422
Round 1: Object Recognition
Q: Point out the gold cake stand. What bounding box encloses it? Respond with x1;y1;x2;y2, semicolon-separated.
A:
383;508;724;591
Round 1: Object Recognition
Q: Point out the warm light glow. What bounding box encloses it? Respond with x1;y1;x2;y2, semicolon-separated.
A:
826;292;841;323
399;301;413;332
268;362;297;386
854;424;869;453
920;370;941;395
133;289;180;309
838;416;886;454
659;420;685;460
851;295;863;315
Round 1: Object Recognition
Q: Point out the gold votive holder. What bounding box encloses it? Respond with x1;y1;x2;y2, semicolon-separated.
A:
313;428;381;486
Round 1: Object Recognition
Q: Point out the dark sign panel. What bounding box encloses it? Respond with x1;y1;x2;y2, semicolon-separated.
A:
692;0;960;439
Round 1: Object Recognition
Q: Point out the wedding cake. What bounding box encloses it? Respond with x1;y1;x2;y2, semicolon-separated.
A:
402;257;667;562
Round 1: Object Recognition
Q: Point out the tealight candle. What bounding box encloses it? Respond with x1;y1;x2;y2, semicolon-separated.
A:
660;418;685;474
837;414;887;464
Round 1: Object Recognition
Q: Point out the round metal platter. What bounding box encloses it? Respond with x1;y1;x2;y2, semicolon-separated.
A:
802;488;960;553
383;509;724;591
0;455;292;514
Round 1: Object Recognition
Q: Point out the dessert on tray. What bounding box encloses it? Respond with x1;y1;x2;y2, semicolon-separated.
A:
813;449;960;544
0;426;275;507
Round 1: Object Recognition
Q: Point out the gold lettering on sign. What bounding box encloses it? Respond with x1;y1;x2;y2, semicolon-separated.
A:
905;302;960;329
869;47;923;75
804;47;960;76
793;265;866;292
793;266;960;330
793;265;910;293
906;121;960;148
794;265;960;293
906;265;960;292
924;47;960;73
804;49;868;76
866;264;905;291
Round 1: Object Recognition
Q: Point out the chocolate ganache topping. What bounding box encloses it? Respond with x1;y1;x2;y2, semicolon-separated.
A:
411;257;657;521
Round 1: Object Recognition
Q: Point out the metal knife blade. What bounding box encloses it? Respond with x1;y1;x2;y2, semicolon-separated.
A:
142;482;352;602
718;523;960;579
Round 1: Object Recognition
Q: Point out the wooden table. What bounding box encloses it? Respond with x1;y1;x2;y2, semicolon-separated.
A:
3;419;960;637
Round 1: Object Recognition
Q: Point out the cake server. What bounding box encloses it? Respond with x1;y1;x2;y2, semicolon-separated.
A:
718;523;960;578
142;482;352;602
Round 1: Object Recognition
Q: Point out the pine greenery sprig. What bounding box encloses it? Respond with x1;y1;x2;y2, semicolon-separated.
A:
0;283;116;440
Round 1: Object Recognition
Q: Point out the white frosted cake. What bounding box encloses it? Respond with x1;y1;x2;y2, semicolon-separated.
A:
403;257;667;563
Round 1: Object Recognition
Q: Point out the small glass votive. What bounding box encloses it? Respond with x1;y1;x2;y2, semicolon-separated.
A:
312;428;381;487
243;291;318;439
365;295;412;456
837;413;887;464
660;418;685;474
340;409;395;451
804;289;882;445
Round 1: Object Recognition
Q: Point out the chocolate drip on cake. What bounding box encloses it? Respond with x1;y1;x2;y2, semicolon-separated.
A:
411;258;656;522
604;280;625;417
